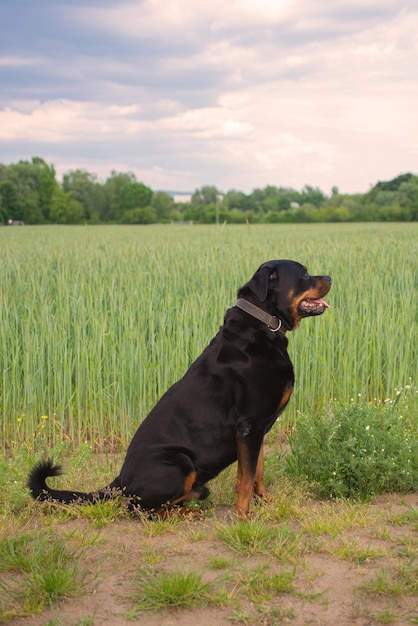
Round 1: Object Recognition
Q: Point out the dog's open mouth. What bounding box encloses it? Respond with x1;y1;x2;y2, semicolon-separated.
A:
298;298;330;316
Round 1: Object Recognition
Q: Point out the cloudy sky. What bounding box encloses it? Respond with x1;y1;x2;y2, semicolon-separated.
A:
1;0;417;195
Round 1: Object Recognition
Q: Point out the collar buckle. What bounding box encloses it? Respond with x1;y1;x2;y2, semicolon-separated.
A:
235;298;286;335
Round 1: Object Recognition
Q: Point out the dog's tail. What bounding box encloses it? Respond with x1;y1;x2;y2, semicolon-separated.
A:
27;458;118;504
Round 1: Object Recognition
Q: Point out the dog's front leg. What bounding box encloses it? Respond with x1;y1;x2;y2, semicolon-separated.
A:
253;442;269;498
235;434;264;519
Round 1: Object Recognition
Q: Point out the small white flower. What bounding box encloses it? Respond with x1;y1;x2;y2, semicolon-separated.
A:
365;425;370;431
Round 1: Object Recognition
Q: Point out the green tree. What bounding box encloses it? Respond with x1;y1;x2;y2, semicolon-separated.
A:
290;203;320;222
103;171;137;221
152;191;174;222
0;157;59;223
265;210;281;223
0;180;19;222
298;185;326;208
226;208;247;223
397;179;418;220
318;205;350;222
373;172;414;193
122;206;157;224
248;186;296;214
260;186;280;213
225;190;253;212
62;169;105;222
191;185;221;206
32;156;57;221
249;188;265;212
122;182;153;211
207;201;229;223
49;188;85;224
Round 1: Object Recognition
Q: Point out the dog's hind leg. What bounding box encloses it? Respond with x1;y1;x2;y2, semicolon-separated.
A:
147;468;206;519
128;447;205;511
171;469;198;505
253;442;272;501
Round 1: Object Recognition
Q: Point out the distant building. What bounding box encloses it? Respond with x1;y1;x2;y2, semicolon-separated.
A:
168;192;193;204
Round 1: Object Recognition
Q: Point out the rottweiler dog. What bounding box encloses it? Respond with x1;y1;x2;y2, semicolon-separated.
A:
28;260;331;518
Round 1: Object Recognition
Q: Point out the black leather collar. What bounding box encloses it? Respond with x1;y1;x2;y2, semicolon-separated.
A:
235;298;286;334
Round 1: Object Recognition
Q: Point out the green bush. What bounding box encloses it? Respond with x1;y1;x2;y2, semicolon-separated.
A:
286;402;418;500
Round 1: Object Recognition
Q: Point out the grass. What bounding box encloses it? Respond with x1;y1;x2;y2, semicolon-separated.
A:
0;529;88;618
326;538;387;563
229;605;297;624
216;519;277;555
127;567;214;615
0;222;417;450
383;505;418;529
237;564;296;603
362;564;418;596
208;556;234;570
296;500;372;536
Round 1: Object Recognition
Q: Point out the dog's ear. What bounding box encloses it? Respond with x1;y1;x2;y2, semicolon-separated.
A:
248;266;278;302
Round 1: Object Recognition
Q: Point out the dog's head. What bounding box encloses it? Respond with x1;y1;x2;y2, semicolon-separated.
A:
238;260;332;331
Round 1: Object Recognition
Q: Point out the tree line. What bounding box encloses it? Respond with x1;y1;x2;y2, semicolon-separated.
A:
0;157;417;225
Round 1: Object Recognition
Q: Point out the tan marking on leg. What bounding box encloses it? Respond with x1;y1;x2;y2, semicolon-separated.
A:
171;470;198;505
236;478;254;519
236;462;242;494
253;443;267;497
236;438;261;519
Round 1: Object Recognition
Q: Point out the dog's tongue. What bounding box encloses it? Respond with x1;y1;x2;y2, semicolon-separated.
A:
299;298;330;315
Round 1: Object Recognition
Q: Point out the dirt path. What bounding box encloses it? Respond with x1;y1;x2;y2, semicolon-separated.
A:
5;493;418;626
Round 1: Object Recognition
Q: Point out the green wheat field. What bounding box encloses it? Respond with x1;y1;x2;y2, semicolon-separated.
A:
0;222;417;453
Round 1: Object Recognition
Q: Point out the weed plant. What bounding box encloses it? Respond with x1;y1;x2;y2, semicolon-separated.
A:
286;395;418;500
128;567;214;615
326;538;387;563
0;530;87;618
362;564;418;596
238;564;296;603
216;519;277;555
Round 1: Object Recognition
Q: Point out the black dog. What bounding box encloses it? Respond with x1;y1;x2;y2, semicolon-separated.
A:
28;260;331;518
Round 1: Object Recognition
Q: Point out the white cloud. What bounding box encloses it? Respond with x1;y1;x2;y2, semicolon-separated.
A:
70;0;294;36
0;100;144;142
0;0;417;193
0;56;43;67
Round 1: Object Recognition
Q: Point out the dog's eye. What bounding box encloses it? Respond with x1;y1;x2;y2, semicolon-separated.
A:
303;273;310;280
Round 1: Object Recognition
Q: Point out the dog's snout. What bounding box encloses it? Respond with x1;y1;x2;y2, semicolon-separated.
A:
324;275;332;285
